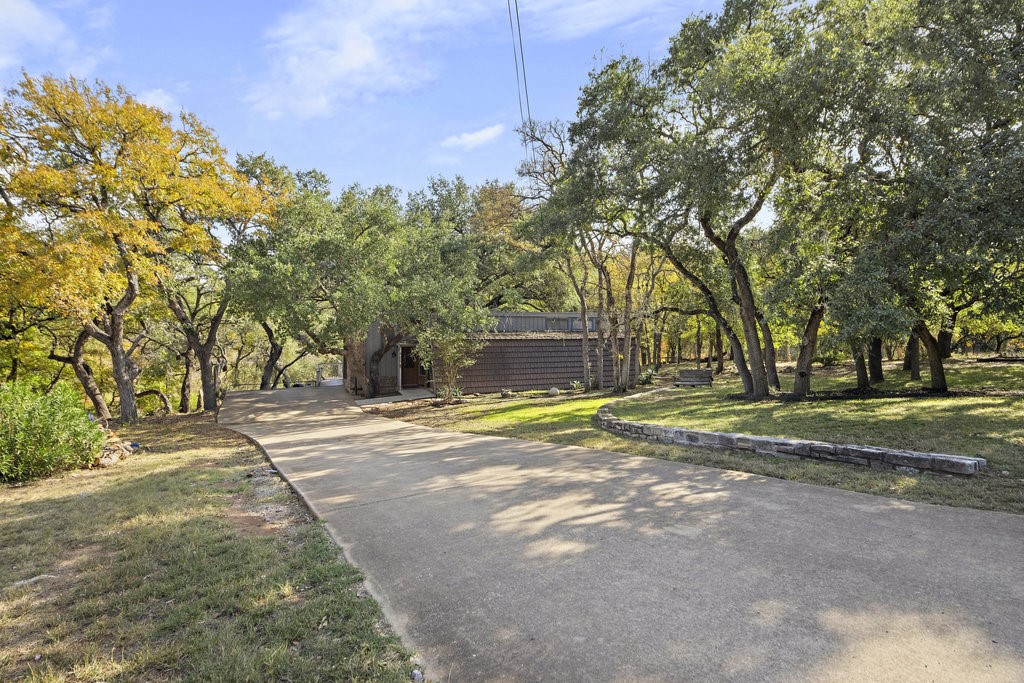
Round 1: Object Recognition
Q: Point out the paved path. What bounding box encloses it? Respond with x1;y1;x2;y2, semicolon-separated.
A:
219;387;1024;682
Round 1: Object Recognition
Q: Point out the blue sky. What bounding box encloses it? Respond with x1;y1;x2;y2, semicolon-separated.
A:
1;0;718;194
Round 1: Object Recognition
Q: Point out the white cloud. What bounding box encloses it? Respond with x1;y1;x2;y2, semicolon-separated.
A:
248;0;685;119
519;0;689;41
0;0;112;77
440;123;505;150
137;88;178;113
0;0;73;70
85;2;114;31
248;0;490;119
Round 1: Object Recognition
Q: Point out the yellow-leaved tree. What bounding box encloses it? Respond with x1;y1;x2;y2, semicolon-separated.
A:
0;74;256;423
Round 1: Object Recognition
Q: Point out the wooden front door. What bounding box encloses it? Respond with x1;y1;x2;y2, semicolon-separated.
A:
401;346;421;388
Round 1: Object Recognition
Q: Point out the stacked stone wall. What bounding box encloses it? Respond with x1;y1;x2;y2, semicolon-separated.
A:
596;391;986;476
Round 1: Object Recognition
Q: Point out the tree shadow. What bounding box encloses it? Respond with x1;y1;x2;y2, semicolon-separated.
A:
223;388;1024;681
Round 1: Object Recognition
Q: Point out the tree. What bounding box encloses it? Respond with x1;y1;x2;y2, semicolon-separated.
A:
0;75;249;422
814;0;1024;391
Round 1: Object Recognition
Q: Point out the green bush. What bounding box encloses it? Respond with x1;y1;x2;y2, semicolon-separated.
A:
0;382;105;482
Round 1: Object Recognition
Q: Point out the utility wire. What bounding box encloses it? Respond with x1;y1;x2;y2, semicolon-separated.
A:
507;0;525;125
513;0;533;125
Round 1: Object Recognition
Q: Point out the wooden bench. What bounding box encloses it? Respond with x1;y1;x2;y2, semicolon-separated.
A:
674;369;714;387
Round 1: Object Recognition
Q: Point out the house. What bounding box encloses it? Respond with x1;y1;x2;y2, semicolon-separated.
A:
346;312;639;397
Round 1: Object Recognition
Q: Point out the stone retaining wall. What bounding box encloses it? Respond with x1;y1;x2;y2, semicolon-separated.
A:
596;395;986;476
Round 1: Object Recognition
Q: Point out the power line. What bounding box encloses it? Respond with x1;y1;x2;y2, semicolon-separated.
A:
513;0;533;125
507;0;525;125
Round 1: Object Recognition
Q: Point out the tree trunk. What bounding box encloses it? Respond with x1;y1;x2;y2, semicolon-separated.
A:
793;303;825;398
852;344;870;390
915;322;948;391
695;316;703;370
164;289;229;412
109;346;140;424
87;273;141;424
654;314;665;369
560;252;591;391
367;331;403;397
579;303;591;391
594;268;607;390
937;327;954;359
659;242;753;393
903;332;922;379
196;346;219;411
755;308;781;390
730;264;770;397
50;329;112;421
909;336;921;380
616;245;638;392
714;324;725;374
136;389;172;414
260;322;283;390
867;337;885;384
179;350;193;413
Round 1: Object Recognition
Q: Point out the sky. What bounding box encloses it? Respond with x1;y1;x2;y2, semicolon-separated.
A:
1;0;720;194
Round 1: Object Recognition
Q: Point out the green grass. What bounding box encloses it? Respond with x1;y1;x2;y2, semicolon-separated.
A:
615;361;1024;457
375;360;1024;514
0;414;413;682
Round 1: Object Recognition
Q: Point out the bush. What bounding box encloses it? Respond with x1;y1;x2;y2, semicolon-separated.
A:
637;367;656;385
0;382;105;482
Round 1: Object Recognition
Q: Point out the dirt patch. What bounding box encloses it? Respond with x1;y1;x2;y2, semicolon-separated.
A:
225;468;314;542
225;511;278;537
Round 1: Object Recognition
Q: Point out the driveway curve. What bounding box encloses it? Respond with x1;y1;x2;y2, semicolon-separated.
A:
219;387;1024;682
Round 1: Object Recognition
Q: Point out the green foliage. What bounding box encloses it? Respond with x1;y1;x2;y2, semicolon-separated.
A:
0;382;104;482
637;367;656;385
435;385;464;403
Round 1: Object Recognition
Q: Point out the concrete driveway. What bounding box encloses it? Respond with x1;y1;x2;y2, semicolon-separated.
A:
219;387;1024;682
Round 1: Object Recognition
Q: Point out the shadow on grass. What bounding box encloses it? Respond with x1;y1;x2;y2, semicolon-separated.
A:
0;415;411;682
232;391;1024;681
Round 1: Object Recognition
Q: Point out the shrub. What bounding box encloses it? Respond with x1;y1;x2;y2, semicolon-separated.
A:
0;382;105;482
435;385;464;403
637;367;656;385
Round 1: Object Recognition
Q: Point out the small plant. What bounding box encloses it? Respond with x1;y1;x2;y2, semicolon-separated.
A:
0;382;105;482
570;380;584;392
436;385;464;403
637;367;656;385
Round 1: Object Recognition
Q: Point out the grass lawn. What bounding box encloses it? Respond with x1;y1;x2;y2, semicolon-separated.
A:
0;414;413;682
374;360;1024;514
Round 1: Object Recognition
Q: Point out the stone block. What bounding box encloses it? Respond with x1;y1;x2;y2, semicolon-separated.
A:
883;450;933;470
717;433;737;447
809;442;836;457
931;455;985;475
699;432;720;446
734;436;753;451
775;441;797;454
845;445;888;463
793;441;812;457
685;431;701;445
831;454;870;466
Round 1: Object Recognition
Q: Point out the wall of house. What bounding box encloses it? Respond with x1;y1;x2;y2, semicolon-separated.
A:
458;333;639;393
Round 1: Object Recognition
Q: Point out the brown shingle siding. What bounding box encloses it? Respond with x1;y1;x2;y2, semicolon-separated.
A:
459;334;639;393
